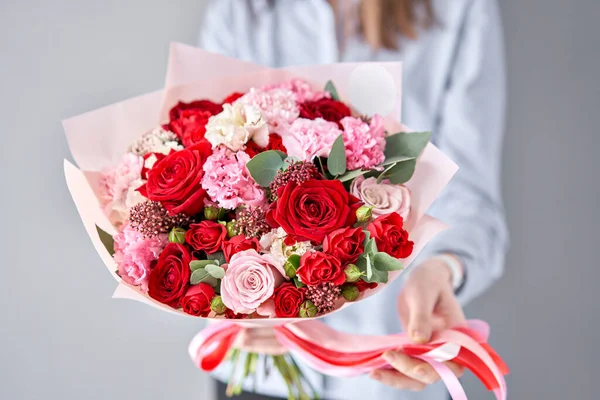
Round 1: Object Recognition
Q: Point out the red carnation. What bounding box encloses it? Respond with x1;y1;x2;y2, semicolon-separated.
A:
222;92;245;105
322;227;365;265
299;98;352;127
367;213;414;259
180;283;215;317
297;251;345;286
167;100;222;147
185;220;227;254
273;283;306;318
148;243;192;307
222;235;260;262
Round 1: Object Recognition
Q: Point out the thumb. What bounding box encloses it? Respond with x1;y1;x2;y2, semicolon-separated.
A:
404;285;438;343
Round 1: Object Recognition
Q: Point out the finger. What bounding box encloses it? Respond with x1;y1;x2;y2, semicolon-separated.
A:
445;361;465;378
439;290;466;327
403;283;438;342
382;351;440;385
370;369;426;391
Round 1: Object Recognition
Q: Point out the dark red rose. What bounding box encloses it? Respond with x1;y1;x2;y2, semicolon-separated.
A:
180;283;215;317
168;100;222;146
322;227;365;265
138;142;211;216
222;92;245;105
169;100;222;121
297;251;345;286
244;134;287;158
148;243;192;307
225;308;248;319
185;220;227;254
355;279;378;293
367;213;414;259
273;283;305;318
141;150;175;179
269;179;362;243
299;98;352;127
222;235;260;262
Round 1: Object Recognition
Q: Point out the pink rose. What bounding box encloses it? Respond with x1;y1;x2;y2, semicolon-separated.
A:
220;249;286;314
350;175;411;219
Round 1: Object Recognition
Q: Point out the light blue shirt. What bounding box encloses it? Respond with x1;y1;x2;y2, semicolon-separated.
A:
198;1;508;399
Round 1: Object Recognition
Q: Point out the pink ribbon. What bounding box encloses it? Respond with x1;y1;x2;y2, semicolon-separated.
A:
188;320;508;400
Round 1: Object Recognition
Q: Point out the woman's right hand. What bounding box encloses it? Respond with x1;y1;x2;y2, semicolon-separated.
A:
234;328;287;355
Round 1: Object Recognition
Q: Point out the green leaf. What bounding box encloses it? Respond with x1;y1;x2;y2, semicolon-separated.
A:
293;277;305;288
384;131;431;160
365;253;373;280
284;254;301;278
205;263;226;279
190;268;218;286
385;159;417;184
324;80;340;101
327;134;347;176
245;150;287;187
338;169;369;182
380;155;416;167
207;252;226;265
364;237;378;255
357;253;389;283
373;252;405;272
96;225;115;256
189;260;215;271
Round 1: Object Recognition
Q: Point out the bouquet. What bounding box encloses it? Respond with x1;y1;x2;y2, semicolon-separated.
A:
64;43;508;400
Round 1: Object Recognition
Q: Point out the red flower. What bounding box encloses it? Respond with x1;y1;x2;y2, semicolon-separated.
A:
222;235;260;262
167;100;222;147
141;150;174;179
355;280;378;293
138;143;212;216
169;100;222;121
244;134;287;158
268;179;362;243
185;220;227;254
367;213;414;259
273;283;305;318
299;98;352;127
224;308;248;319
180;283;215;317
222;92;245;105
297;251;345;286
322;227;365;265
148;243;192;307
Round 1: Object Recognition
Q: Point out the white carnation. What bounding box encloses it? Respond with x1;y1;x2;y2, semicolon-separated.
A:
204;102;269;151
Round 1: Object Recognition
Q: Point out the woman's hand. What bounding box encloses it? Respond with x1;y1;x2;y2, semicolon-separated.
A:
370;256;467;391
233;327;287;355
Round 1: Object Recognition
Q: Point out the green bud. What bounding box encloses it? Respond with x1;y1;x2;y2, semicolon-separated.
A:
203;206;220;221
299;300;318;318
341;284;360;302
356;205;373;223
283;254;301;278
344;264;361;282
210;296;227;314
226;220;238;238
168;227;186;244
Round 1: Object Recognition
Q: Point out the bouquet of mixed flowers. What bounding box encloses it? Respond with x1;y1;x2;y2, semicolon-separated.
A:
64;44;508;400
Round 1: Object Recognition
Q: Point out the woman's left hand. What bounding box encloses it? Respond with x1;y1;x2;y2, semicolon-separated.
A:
370;256;467;391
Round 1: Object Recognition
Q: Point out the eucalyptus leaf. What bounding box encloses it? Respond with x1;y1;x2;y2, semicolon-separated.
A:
245;150;287;187
384;131;431;160
207;252;226;265
385;159;417;184
189;260;216;271
338;169;369;182
380;155;416;167
293;277;305;288
357;252;391;283
373;252;405;272
327;134;347;176
364;237;378;255
205;263;226;279
190;268;218;286
324;80;340;101
96;225;115;256
365;253;373;280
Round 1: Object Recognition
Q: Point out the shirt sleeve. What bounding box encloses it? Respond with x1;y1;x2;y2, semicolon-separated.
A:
196;0;237;57
423;0;509;305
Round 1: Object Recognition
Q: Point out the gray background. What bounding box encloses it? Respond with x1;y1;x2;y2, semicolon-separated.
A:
1;0;599;399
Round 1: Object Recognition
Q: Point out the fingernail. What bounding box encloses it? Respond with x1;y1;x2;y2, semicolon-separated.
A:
382;351;396;362
411;331;429;343
371;371;381;380
414;366;428;376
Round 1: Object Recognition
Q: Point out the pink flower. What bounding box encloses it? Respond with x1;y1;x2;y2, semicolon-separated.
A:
238;88;299;133
263;79;329;103
351;175;411;219
281;118;342;161
201;148;266;210
113;224;168;291
220;249;286;314
340;115;386;170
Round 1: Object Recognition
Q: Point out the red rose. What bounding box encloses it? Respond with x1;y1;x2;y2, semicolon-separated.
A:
141;150;175;179
355;280;378;292
269;179;362;243
222;92;245;105
180;283;215;317
138;142;211;216
297;251;345;286
222;235;260;262
168;100;222;146
185;220;227;254
244;134;287;158
322;227;365;265
273;283;305;318
148;243;192;307
225;308;248;319
299;98;352;127
169;100;222;121
367;213;414;259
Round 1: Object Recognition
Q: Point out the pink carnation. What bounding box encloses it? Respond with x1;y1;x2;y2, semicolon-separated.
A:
99;153;145;224
340;115;386;170
263;79;329;103
113;224;168;291
281;118;342;161
201;148;266;210
238;88;299;133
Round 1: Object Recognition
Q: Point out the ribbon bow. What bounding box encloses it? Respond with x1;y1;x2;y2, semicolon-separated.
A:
189;319;508;400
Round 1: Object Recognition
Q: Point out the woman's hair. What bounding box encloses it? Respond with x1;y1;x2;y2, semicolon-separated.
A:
333;0;435;50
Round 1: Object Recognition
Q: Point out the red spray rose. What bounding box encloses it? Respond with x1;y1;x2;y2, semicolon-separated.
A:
273;283;306;318
221;92;245;105
367;212;414;259
148;243;192;307
185;220;227;254
169;100;222;121
222;235;260;262
355;280;378;292
180;283;215;317
297;251;345;286
138;142;212;216
167;100;222;146
268;179;362;243
224;308;248;319
244;134;287;158
322;227;365;265
299;98;352;127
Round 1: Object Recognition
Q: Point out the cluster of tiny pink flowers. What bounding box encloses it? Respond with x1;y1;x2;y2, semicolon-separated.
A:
306;283;342;314
129;201;192;238
340;114;386;170
270;161;322;199
234;207;272;238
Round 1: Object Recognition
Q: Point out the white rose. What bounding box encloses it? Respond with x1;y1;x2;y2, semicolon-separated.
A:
350;175;411;219
204;102;269;151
